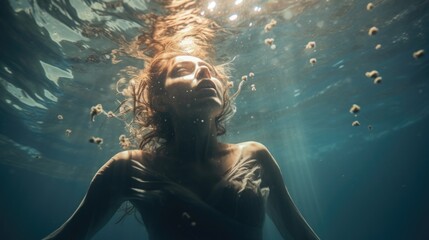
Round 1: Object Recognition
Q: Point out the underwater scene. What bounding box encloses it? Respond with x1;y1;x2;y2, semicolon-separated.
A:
1;0;428;239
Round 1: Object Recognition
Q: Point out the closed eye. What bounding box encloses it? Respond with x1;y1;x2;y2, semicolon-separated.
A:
170;62;195;78
168;60;219;78
174;68;192;76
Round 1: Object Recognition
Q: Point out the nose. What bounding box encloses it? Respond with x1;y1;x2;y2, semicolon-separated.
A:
195;66;211;80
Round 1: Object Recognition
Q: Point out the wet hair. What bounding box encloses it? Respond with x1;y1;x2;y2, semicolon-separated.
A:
124;51;235;151
114;0;234;151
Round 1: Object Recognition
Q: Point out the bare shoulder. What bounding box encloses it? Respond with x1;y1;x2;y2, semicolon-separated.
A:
237;141;273;161
237;141;281;179
237;141;267;150
101;149;152;170
93;150;154;182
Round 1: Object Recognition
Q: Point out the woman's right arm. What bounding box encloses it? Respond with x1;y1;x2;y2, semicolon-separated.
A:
43;152;131;240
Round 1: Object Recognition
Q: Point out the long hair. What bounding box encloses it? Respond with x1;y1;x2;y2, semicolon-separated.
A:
116;0;234;151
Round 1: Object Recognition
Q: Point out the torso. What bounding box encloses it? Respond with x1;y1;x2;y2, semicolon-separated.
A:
115;142;269;240
150;143;243;199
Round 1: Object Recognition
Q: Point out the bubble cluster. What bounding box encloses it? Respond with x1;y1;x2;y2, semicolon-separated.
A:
65;129;72;136
89;136;103;145
264;38;276;49
349;104;360;114
251;84;256;92
119;134;132;149
264;38;274;46
90;104;104;122
305;41;316;49
365;70;379;78
368;26;378;36
350;105;361;127
373;76;382;84
264;19;277;32
365;70;383;84
413;49;425;59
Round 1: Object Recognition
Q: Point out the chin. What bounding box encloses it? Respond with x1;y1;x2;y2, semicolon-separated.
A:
191;101;223;117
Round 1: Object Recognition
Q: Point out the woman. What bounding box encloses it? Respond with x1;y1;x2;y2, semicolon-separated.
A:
44;51;319;239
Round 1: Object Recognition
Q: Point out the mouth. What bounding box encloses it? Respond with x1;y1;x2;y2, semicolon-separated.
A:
196;79;217;91
195;79;218;98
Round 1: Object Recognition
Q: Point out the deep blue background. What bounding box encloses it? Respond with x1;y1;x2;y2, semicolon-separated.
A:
1;0;428;239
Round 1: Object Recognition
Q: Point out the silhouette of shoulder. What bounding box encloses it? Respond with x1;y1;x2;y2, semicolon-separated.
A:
238;141;280;186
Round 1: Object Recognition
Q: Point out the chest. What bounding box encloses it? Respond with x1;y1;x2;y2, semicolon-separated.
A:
163;162;228;200
129;156;267;229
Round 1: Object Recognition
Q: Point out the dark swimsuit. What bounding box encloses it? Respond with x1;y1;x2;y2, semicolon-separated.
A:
101;153;270;240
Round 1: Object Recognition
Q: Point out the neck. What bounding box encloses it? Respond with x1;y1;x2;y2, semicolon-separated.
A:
167;113;220;164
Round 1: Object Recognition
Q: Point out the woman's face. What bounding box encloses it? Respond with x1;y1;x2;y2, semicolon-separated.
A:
162;55;225;118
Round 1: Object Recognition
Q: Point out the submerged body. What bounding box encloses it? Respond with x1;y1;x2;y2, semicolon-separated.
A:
45;142;317;240
44;55;319;240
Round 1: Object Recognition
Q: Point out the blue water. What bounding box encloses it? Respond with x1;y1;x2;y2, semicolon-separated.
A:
1;0;428;239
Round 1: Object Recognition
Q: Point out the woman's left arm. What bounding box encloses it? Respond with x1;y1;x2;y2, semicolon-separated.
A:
254;143;320;240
